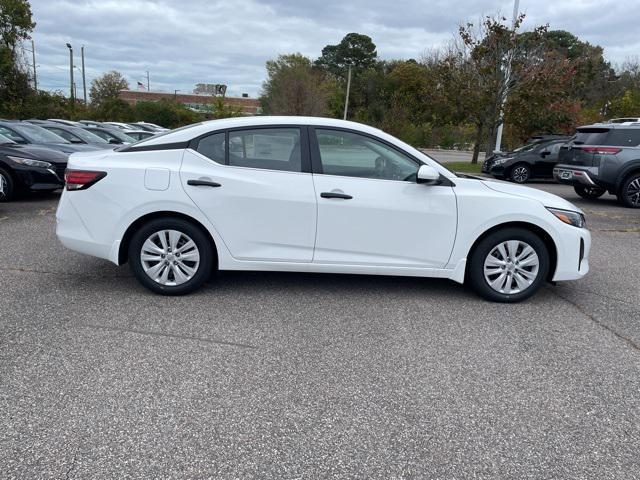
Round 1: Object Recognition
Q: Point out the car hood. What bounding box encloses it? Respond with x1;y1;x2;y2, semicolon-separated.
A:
0;143;69;163
480;178;582;213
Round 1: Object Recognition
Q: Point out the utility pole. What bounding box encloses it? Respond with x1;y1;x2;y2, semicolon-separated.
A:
66;43;74;103
146;71;150;90
81;45;87;104
343;65;352;120
493;0;520;153
31;39;37;91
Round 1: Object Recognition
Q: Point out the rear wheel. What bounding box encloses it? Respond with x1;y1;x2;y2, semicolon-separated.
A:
618;173;640;208
510;164;531;183
0;168;15;202
128;218;214;295
574;185;605;199
468;228;550;303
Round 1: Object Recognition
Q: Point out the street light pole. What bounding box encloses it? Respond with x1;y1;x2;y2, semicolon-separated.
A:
31;39;37;91
81;45;87;104
493;0;520;153
66;43;74;103
343;64;352;120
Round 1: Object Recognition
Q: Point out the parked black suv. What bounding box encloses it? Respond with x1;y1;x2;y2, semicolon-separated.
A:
0;134;68;202
483;136;570;183
553;124;640;208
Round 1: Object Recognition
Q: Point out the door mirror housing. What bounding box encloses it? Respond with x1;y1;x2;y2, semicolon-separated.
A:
540;150;551;157
417;164;440;184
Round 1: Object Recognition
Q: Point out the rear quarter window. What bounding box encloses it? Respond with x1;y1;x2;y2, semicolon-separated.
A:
604;129;640;147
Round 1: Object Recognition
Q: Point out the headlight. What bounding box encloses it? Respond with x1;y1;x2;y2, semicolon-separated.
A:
492;157;513;165
7;156;52;169
546;207;586;228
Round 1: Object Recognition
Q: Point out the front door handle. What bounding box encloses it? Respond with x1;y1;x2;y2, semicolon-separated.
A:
320;192;353;200
187;179;221;187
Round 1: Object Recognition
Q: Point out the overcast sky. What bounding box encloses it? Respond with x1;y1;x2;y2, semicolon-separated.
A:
28;0;640;99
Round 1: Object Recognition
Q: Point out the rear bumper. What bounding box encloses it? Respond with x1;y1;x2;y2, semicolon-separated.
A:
553;165;599;186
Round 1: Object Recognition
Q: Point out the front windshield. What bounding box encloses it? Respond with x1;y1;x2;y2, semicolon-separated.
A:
70;127;108;143
110;129;136;142
0;133;15;144
14;124;71;143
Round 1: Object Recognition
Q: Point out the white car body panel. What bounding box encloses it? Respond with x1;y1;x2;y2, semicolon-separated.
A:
56;116;591;287
311;174;457;267
181;149;317;262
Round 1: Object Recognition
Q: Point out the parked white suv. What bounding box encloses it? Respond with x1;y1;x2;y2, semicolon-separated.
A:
56;117;590;302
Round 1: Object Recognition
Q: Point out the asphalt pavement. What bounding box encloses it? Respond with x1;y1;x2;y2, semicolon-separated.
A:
1;184;639;479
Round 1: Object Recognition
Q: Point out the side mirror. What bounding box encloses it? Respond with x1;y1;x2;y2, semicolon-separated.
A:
108;138;122;144
417;164;440;184
540;150;550;157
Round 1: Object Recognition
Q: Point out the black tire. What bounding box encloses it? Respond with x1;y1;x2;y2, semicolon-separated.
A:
0;167;15;202
618;172;640;208
574;185;606;200
509;164;531;183
467;227;550;303
128;217;214;295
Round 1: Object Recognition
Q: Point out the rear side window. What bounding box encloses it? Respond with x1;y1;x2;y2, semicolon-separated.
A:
196;132;225;164
573;129;609;145
228;128;301;172
604;129;640;147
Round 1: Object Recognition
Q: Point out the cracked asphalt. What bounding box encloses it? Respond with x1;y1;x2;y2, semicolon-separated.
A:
1;184;639;479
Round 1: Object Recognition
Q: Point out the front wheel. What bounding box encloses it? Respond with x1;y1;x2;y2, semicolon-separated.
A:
128;218;214;295
468;228;550;303
510;164;531;183
618;173;640;208
574;185;605;199
0;168;15;202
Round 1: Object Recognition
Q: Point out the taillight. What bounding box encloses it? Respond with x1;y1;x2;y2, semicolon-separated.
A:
64;170;107;191
581;147;622;155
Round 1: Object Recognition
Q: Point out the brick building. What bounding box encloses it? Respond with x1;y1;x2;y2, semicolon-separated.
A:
118;90;261;115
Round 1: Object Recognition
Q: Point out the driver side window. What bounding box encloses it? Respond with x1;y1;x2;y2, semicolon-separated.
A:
315;129;418;181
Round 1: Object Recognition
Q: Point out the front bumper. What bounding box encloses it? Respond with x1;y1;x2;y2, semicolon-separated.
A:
551;223;591;282
553;165;598;187
12;164;65;191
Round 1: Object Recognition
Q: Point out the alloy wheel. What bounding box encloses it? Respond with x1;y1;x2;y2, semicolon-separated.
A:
140;229;201;286
626;178;640;206
0;173;7;200
483;240;540;294
511;166;529;183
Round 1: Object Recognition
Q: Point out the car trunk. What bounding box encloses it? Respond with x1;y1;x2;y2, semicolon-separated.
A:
558;128;610;167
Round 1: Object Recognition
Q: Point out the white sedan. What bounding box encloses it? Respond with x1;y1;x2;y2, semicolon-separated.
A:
56;116;590;302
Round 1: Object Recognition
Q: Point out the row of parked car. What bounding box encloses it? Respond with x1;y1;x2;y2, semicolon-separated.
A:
482;120;640;208
0;119;168;201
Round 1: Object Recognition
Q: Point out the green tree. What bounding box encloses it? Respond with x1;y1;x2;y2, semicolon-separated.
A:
204;97;245;119
0;0;35;116
133;99;200;128
315;32;377;77
261;53;336;115
608;90;640;118
89;70;129;105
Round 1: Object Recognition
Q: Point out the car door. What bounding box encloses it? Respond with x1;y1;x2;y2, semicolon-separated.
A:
310;127;457;268
181;126;317;263
536;141;563;177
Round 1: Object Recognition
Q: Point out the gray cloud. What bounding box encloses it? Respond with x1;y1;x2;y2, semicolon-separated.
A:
29;0;640;98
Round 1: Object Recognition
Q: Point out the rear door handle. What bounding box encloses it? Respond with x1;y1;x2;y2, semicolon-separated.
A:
320;192;353;200
187;179;221;187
